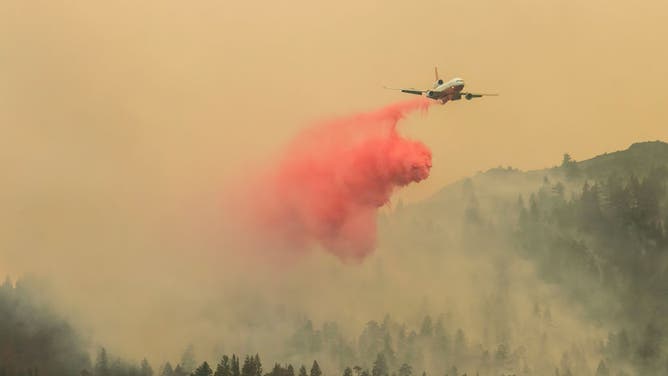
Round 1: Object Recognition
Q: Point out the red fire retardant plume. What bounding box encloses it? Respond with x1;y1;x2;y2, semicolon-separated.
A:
242;98;433;263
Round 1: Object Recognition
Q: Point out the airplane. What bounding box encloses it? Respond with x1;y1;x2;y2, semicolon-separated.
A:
384;67;498;104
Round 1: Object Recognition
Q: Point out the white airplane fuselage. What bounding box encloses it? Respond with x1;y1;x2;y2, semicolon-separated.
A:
427;77;465;103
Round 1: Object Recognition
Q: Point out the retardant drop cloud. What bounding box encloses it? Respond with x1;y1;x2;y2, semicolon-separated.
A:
234;98;433;263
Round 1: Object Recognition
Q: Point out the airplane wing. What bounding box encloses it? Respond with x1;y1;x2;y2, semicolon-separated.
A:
383;86;427;96
401;89;426;96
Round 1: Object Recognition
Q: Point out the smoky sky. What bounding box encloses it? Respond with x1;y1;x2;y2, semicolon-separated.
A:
1;0;667;367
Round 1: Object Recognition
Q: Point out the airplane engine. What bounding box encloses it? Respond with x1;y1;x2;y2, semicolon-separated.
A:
465;93;474;100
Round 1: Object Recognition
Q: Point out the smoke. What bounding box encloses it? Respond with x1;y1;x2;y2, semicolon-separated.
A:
232;98;433;263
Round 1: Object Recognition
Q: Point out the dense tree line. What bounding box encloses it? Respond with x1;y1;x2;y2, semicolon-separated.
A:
86;347;154;376
513;163;668;375
0;274;540;376
86;313;542;376
160;350;528;376
434;152;668;374
381;144;668;375
0;277;91;376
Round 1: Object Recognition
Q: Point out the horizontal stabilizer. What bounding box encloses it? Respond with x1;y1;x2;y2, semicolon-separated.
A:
463;92;499;100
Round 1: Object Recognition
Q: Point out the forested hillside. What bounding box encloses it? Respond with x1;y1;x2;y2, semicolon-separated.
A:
385;140;668;375
3;142;667;376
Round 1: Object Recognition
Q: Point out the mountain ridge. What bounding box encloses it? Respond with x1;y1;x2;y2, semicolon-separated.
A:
424;140;668;206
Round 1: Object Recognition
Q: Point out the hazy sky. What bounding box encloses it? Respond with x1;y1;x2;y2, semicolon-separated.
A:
2;1;668;204
1;0;667;364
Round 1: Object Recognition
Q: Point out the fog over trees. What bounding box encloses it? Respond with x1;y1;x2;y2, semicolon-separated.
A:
3;141;668;376
0;277;90;376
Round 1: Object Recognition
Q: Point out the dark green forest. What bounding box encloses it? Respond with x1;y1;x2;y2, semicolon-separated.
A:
0;278;90;376
381;140;668;375
513;151;668;375
3;141;668;376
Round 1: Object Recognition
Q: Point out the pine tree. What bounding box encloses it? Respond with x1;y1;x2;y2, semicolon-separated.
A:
419;316;433;337
174;364;187;376
193;362;213;376
382;333;396;368
299;365;308;376
529;194;540;221
561;153;580;180
253;354;262;376
241;356;253;376
140;359;154;376
160;363;174;376
231;355;240;376
310;361;322;376
180;346;196;375
94;348;110;376
398;364;412;376
372;354;388;376
343;368;353;376
215;356;231;376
